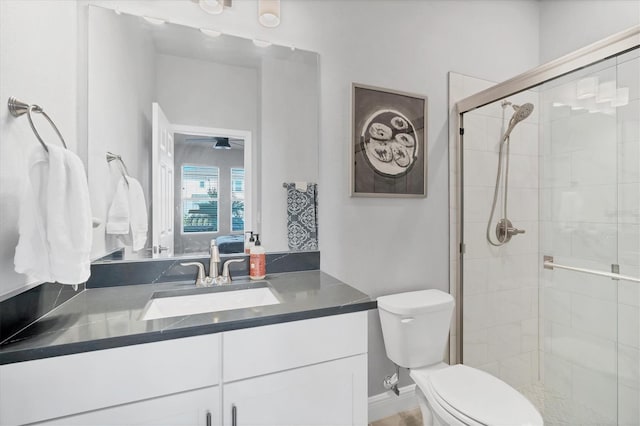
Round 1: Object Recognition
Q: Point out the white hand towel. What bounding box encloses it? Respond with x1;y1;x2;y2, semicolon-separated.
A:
14;147;52;282
126;176;148;252
106;176;130;235
15;145;92;285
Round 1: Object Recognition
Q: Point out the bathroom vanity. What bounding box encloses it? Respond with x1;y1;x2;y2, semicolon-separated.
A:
0;271;375;426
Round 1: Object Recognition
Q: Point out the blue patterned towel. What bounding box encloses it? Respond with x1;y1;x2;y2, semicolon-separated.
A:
285;183;318;251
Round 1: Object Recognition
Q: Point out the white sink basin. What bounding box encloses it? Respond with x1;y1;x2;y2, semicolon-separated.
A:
141;284;280;320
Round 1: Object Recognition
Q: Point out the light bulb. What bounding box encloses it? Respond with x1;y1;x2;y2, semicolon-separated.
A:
258;0;281;28
199;0;224;15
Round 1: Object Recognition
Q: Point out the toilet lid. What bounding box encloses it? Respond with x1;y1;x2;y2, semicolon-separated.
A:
425;365;542;426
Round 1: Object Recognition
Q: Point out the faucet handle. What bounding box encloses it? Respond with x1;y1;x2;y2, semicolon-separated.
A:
221;258;245;284
181;262;211;287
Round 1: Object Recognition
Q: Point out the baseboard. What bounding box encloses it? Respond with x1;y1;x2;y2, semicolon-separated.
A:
368;384;418;423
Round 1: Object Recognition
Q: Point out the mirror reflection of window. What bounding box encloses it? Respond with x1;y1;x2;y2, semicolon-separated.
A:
231;168;245;232
181;165;219;234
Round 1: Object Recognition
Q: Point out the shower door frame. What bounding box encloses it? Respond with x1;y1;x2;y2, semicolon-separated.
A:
452;25;640;364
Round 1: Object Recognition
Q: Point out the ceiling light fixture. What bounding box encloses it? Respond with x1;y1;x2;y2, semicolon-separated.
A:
200;28;222;38
199;0;224;15
258;0;281;28
142;16;166;25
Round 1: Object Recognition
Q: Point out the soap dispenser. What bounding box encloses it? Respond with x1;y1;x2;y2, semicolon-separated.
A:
249;234;266;280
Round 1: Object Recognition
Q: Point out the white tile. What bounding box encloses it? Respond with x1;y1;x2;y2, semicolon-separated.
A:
620;277;640;307
541;154;571;189
571;223;617;263
509;154;538;189
487;254;538;292
619;382;640;426
463;292;490;332
570;293;617;340
462;328;488;367
571;364;618;422
498;352;533;389
570;146;617;186
619;183;640;225
544;353;573;398
550;322;617;374
618;140;640;184
462;258;489;295
491;288;535;325
462;186;492;223
486;322;523;361
509;121;538;156
618;343;640;386
619;304;640;349
463;149;499;188
462;114;487;151
521;317;539;353
542;287;571;325
509;188;539;222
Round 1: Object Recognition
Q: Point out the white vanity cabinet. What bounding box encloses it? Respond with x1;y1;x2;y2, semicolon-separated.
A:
0;334;221;426
32;386;219;426
221;312;368;426
0;311;368;426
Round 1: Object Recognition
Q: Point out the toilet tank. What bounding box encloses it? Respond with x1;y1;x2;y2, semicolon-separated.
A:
377;289;454;369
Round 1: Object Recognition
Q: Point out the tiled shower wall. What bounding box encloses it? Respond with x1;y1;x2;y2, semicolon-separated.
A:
449;72;540;395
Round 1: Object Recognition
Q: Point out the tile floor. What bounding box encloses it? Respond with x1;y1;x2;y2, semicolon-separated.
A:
369;408;422;426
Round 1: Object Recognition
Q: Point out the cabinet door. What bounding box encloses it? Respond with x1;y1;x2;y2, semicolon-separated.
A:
33;386;220;426
222;355;367;426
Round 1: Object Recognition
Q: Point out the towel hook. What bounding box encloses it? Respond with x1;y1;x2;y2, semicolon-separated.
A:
8;97;69;153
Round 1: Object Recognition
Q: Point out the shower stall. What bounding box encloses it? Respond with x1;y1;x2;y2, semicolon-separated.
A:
450;26;640;425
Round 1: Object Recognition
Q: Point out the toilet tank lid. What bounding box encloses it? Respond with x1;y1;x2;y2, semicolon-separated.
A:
377;290;453;315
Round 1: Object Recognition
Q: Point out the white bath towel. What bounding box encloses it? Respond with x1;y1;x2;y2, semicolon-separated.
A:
127;176;148;252
106;176;130;235
14;145;92;285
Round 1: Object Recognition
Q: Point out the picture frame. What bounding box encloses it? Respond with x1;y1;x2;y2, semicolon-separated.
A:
351;83;427;198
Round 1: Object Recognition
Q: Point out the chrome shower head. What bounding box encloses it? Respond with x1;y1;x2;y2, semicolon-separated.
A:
504;102;534;139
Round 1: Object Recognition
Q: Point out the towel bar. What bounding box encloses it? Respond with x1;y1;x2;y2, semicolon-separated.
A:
106;152;130;186
8;97;68;153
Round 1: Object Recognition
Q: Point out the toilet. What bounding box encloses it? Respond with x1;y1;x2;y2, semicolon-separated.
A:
377;289;543;426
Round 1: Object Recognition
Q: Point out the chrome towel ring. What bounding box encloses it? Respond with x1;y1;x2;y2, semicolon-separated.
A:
7;96;69;153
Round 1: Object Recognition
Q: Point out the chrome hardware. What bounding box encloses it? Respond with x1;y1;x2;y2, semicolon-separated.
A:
543;256;640;283
383;364;400;396
612;264;620;281
206;411;212;426
219;258;246;285
232;404;237;426
180;262;214;287
106;152;130;186
157;245;169;253
495;219;525;244
8;96;69;153
210;240;221;282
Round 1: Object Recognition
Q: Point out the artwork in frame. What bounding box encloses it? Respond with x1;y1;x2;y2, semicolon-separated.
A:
351;83;427;198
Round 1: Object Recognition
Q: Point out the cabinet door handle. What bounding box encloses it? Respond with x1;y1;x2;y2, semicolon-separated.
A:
232;404;237;426
206;410;212;426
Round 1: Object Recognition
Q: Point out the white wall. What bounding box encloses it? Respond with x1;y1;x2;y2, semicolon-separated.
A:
539;0;640;63
0;1;78;298
88;6;155;259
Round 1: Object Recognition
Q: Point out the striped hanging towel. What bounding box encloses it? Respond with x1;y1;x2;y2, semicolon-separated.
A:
285;183;318;251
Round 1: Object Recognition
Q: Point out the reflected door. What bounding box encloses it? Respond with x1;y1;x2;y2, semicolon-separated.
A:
152;102;175;257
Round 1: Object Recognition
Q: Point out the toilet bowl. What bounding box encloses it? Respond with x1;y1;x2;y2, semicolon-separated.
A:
377;290;543;426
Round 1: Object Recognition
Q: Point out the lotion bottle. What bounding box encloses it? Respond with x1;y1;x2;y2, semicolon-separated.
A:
249;234;266;280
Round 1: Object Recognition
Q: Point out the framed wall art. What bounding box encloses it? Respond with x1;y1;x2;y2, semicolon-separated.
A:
351;83;427;198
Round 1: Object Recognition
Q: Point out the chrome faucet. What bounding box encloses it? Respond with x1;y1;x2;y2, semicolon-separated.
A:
181;241;244;287
209;239;221;282
180;262;214;287
218;259;245;284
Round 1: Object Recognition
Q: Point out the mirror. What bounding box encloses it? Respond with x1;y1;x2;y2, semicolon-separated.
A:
87;6;319;262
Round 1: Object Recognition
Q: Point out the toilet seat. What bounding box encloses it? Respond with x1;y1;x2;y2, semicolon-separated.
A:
412;365;543;426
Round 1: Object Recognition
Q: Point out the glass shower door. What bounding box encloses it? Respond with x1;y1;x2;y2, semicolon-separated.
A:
539;55;620;426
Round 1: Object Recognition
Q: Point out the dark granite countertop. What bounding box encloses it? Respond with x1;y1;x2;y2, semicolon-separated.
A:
0;271;376;364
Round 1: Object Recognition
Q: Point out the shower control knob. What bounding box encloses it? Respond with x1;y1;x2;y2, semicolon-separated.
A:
495;219;525;243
